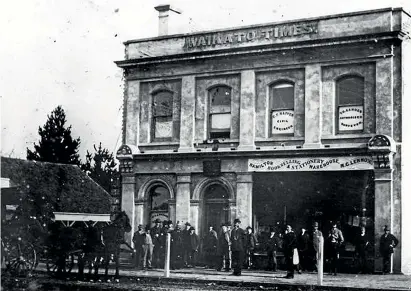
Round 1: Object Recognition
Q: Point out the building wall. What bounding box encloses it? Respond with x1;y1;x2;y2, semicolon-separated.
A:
118;8;410;274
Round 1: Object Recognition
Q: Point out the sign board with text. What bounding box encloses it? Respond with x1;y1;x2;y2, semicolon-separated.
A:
272;110;294;134
338;106;364;131
248;156;374;172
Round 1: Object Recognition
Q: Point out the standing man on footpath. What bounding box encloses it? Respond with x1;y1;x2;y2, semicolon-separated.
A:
151;218;163;268
230;218;245;276
217;223;232;272
183;222;192;268
327;222;344;276
283;225;297;279
203;225;218;269
266;226;281;272
132;224;145;269
379;225;399;274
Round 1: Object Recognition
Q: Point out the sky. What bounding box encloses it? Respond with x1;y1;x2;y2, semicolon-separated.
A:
1;0;409;161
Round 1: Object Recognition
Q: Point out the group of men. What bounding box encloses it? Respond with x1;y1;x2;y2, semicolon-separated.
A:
132;218;399;277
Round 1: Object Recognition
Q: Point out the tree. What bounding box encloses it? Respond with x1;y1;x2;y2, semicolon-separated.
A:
81;142;118;194
27;106;81;165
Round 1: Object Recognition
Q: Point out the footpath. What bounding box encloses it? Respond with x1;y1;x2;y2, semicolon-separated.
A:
33;264;411;290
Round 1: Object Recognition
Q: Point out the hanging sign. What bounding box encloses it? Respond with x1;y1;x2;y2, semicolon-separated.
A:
248;156;374;172
338;106;364;131
272;110;294;134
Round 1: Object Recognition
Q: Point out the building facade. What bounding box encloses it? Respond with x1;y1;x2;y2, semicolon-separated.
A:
116;8;411;274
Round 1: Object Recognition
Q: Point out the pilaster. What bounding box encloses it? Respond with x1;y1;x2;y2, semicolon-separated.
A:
238;70;256;150
179;76;196;151
121;174;136;245
304;64;323;148
235;173;253;227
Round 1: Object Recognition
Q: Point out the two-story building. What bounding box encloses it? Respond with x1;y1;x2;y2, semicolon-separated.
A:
115;7;411;274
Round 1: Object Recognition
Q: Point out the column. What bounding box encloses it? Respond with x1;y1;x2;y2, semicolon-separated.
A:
176;174;191;224
303;64;323;148
125;80;140;146
179;76;196;151
190;200;200;231
374;168;394;273
121;174;136;245
238;70;256;150
375;58;393;137
236;173;253;227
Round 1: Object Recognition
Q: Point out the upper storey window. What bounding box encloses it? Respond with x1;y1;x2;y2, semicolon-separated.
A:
208;86;232;139
336;76;364;133
270;82;295;135
153;91;173;141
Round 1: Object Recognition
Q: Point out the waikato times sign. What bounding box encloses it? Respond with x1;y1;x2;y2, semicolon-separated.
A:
184;21;318;50
248;156;374;172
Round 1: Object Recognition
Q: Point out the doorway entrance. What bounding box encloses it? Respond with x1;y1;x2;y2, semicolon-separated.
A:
203;184;229;234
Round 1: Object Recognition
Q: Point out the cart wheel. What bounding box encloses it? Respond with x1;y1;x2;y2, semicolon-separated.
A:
4;241;37;277
46;253;75;276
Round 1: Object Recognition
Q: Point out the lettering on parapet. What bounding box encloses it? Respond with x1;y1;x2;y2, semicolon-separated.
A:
183;22;319;50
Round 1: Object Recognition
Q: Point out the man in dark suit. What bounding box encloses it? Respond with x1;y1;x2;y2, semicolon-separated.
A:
379;225;399;274
266;226;281;272
151;218;163;268
230;218;245;276
283;224;297;279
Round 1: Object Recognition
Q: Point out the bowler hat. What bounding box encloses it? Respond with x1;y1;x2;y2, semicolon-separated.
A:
138;224;143;229
246;226;252;230
189;226;195;231
154;218;161;223
384;225;390;231
185;222;191;226
234;218;241;224
312;222;319;227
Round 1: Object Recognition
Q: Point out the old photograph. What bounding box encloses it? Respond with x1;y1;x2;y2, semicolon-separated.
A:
1;0;411;290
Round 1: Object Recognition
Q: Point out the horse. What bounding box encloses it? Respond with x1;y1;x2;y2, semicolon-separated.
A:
93;211;132;281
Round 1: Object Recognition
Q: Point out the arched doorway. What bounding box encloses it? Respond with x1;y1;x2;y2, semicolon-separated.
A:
148;184;169;225
203;184;230;234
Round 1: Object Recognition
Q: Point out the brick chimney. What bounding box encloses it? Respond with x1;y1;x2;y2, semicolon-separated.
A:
154;4;182;36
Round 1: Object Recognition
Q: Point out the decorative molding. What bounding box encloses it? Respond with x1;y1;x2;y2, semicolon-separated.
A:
137;176;176;200
368;135;396;169
192;176;235;200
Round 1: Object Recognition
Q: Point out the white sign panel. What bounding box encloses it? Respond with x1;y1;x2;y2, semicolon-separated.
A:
272;110;294;134
155;120;173;138
338;105;364;131
248;156;374;172
150;212;169;226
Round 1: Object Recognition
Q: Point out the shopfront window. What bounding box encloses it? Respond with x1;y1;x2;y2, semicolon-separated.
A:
208;86;232;139
336;76;364;133
152;91;173;141
270;82;295;135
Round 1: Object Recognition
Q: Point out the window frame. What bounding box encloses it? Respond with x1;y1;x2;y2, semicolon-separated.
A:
149;184;170;212
269;81;295;136
208;85;232;140
151;90;174;142
335;75;365;134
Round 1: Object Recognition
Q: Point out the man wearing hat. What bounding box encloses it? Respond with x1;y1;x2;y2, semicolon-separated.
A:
379;225;399;274
188;226;199;267
183;222;192;267
203;224;218;269
231;218;245;276
217;223;232;271
327;222;344;276
245;226;258;269
132;224;145;268
266;226;281;272
171;221;184;269
311;222;323;272
151;218;163;268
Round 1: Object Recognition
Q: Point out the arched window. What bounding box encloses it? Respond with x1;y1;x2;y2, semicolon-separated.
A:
149;185;169;211
336;76;364;133
270;82;295;135
208;86;232;139
152;90;173;140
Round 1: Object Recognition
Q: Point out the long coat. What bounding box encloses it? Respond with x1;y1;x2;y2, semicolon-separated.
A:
203;230;218;252
230;227;245;252
283;231;297;256
266;233;281;252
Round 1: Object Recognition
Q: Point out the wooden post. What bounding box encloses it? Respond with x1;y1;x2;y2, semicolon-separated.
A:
317;236;324;286
164;233;171;277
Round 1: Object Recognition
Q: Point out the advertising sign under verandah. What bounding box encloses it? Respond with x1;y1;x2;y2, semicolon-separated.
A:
248;156;374;172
